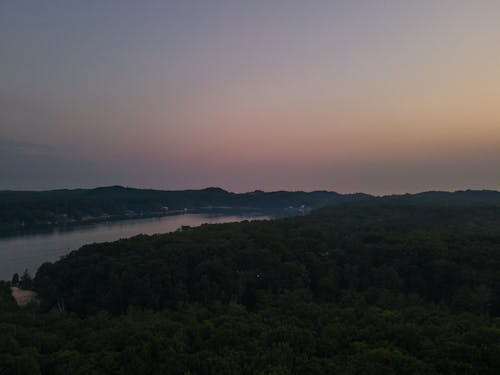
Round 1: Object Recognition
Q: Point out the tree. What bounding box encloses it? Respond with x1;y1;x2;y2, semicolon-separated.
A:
20;269;33;290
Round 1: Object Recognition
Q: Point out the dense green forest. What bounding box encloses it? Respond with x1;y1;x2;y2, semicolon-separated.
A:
0;186;370;236
1;201;500;373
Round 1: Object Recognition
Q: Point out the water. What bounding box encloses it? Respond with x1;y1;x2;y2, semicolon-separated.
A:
0;212;270;281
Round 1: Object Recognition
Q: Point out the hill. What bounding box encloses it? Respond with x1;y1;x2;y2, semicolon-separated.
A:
0;186;369;235
2;186;500;236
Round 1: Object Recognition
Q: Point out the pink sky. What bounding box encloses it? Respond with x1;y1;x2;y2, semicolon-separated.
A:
1;1;500;193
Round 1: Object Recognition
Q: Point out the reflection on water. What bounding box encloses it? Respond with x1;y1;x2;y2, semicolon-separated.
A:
0;213;269;281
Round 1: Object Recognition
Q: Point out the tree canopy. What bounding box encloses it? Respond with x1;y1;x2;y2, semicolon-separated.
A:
1;201;500;374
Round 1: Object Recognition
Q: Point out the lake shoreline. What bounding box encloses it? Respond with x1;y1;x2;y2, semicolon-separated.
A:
11;286;38;307
0;206;283;239
0;212;273;281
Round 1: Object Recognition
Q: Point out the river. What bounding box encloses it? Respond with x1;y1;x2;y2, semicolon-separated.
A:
0;212;270;281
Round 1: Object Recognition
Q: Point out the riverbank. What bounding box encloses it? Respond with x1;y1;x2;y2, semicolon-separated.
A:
0;212;273;281
11;286;37;307
0;207;283;239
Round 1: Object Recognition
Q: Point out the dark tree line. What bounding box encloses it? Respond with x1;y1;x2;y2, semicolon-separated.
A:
11;269;33;290
35;203;500;317
1;201;500;373
0;186;369;235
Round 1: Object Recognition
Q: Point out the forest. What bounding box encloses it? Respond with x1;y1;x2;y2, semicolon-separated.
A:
0;186;369;236
1;201;500;373
2;186;500;237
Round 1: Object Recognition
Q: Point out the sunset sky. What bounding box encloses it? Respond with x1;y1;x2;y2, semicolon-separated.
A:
1;1;500;194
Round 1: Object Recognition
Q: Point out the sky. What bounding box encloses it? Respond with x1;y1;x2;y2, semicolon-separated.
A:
1;0;500;194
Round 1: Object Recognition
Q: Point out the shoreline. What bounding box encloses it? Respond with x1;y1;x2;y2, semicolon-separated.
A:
11;286;38;307
0;207;284;239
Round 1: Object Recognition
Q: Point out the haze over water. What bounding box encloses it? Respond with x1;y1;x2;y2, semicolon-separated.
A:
1;1;500;194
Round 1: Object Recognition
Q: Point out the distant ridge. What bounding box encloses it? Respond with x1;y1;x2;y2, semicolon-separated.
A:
382;189;500;204
1;186;499;235
0;186;368;235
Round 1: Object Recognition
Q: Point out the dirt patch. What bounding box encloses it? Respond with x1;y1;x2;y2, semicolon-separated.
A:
11;286;38;307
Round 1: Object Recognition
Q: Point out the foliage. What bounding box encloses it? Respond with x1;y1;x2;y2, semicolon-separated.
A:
1;202;500;373
0;186;368;235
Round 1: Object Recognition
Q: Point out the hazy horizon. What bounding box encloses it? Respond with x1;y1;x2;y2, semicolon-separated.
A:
3;184;500;198
2;1;500;194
